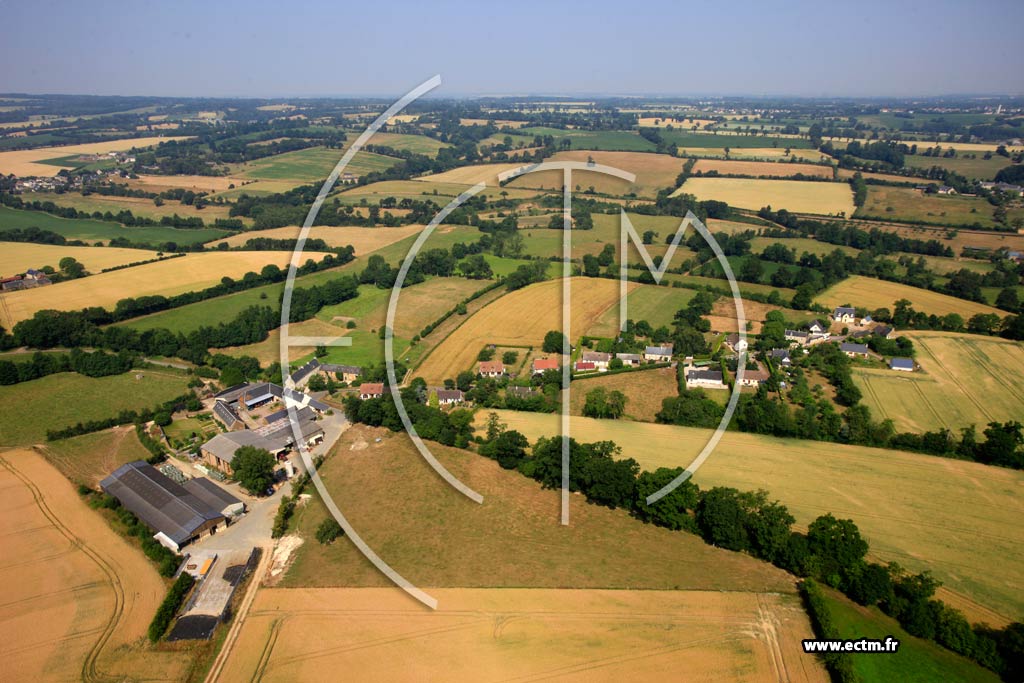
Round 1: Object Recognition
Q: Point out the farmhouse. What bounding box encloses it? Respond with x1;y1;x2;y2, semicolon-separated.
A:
832;306;856;324
890;357;915;372
724;334;748;353
532;357;560;374
320;363;362;383
874;325;895;340
581;351;612;370
937;185;956;195
359;383;385;400
478;360;506;377
615;352;642;367
840;342;870;358
769;348;792;366
644;344;674;362
784;329;810;346
201;406;324;475
100;461;235;553
808;320;827;334
739;365;771;388
686;368;725;389
435;389;464;406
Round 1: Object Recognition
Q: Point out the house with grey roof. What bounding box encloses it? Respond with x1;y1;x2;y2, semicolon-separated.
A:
769;348;792;366
890;357;915;372
643;344;674;362
832;306;857;324
840;342;870;358
615;352;642;367
686;368;725;389
435;389;464;405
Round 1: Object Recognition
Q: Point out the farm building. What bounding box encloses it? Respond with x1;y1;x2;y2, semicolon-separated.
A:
100;461;233;553
320;363;362;383
213;401;243;430
201;407;324;475
769;348;792;366
644;344;674;362
359;383;385;400
686;368;725;389
615;352;642;367
507;386;540;400
574;361;596;372
840;342;870;358
435;389;464;406
478;360;506;377
890;357;915;372
532;357;560;374
183;477;246;518
580;351;612;370
738;365;771;388
289;358;323;386
831;306;856;324
937;186;956;195
724;334;748;353
874;325;895;340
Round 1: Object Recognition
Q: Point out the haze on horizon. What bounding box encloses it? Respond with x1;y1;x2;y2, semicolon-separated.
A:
2;0;1022;99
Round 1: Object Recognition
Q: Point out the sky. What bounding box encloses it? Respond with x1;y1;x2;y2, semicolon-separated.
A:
1;0;1022;99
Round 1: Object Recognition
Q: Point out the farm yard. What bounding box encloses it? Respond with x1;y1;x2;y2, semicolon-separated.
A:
413;277;630;384
816;275;1006;318
0;242;157;275
1;250;327;324
488;411;1024;623
675;177;856;216
217;587;826;683
854;332;1024;433
0;449;195;681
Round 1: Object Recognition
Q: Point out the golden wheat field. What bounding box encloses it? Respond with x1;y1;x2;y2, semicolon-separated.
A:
2;250;327;324
675;177;856;215
217;588;826;683
0;136;189;176
816;275;1006;318
692;159;833;179
0;243;157;276
119;173;249;193
504;150;687;198
414;163;527;186
414;277;633;383
204;224;425;253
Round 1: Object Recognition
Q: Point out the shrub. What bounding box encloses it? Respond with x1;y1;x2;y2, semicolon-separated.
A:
316;518;344;545
147;572;195;642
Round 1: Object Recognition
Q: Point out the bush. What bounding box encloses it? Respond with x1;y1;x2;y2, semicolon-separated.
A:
316;518;344;545
148;572;195;642
801;578;857;683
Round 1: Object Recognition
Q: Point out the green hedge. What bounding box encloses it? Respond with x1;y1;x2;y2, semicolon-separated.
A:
801;578;858;683
148;572;195;642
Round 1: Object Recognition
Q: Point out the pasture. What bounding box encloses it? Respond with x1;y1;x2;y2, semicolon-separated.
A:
27;190;238;223
816;275;1006;318
676;177;856;216
414;277;630;384
902;154;1016;181
0;450;194;682
858;185;1024;228
2;250;325;324
655;130;814;150
515;212;696;261
692;159;833;179
750;236;859;257
217;588;824;683
0;242;157;275
678;147;830;163
587;283;696;337
0;136;189;176
204;224;424;253
0;370;189;446
368;132;451;156
854;331;1024;433
706;297;814;335
507;150;688;197
336;178;540;202
37;427;154;489
489;411;1024;622
0;204;231;245
516;127;657;152
570;366;678;422
234;145;401;185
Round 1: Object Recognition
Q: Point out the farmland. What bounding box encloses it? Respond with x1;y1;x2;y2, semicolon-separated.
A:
488;411;1024;621
36;426;152;488
901;153;1014;181
0;242;157;275
750;236;859;257
119;173;248;193
854;331;1024;433
0;370;189;445
2;250;326;324
0;135;189;176
816;275;1006;317
570;366;678;421
337;178;540;202
203;223;425;253
675;177;856;216
655;130;814;150
0;449;194;681
413;162;526;186
507;150;688;197
26;190;239;223
233;145;401;186
587;283;695;337
414;277;630;384
516;127;657;151
677;147;831;163
857;185;1024;228
367;132;451;156
0;204;231;244
217;587;825;683
692;159;833;179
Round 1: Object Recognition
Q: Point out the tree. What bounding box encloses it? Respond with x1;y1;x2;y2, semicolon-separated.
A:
231;446;276;495
307;374;327;392
316;518;344;544
996;287;1020;313
696;487;749;551
542;330;567;354
807;514;868;586
219;365;245;387
633;467;698;531
481;429;529;469
502;350;518;365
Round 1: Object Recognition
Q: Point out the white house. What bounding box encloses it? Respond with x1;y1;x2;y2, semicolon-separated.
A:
832;307;856;324
580;351;612;370
686;368;725;389
644;344;674;362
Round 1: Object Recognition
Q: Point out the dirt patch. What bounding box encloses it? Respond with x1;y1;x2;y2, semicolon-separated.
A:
265;535;304;586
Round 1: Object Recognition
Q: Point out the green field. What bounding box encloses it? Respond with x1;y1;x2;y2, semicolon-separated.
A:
820;588;1001;683
903;153;1016;181
588;283;696;337
0;370;189;446
38;427;153;488
655;130;813;149
515;127;657;152
488;411;1024;621
335;179;541;203
662;272;797;299
237;145;401;183
858;185;1024;228
0;204;231;245
369;132;451;156
750;236;859;258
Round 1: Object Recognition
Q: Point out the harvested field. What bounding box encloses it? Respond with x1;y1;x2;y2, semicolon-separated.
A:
570;366;678;421
706;297;814;335
0;242;157;275
0;136;189;176
414;162;526;186
854;220;1024;254
488;410;1024;622
706;218;764;235
675;178;855;216
2;250;327;324
692;159;833;179
203;224;425;253
414;278;630;384
816;275;1005;318
0;449;192;681
506;150;688;197
217;587;826;683
750;236;858;258
857;185;1024;228
37;426;152;488
336;178;539;202
26;190;237;223
854;331;1024;433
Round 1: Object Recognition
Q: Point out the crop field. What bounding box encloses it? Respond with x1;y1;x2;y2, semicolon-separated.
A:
859;220;1024;255
692;159;833;179
706;297;814;335
234;145;401;185
514;212;696;261
218;587;825;683
816;275;1005;318
587;283;695;337
854;331;1024;433
902;154;1016;181
367;132;451;156
858;185;1024;228
414;277;631;384
0;370;189;446
0;242;157;275
570;366;678;421
516;127;657;152
2;250;326;324
336;178;540;203
119;173;249;193
0;204;231;245
675;178;856;216
414;162;528;186
705;218;764;235
655;130;814;150
0;449;195;682
489;411;1024;622
203;223;424;253
750;236;859;258
0;136;189;176
36;427;152;488
677;147;830;162
27;191;238;223
507;150;688;197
